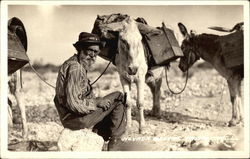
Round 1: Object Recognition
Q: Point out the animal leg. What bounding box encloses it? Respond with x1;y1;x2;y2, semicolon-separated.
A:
147;78;162;117
235;96;242;125
147;67;164;117
227;77;242;127
121;80;133;133
136;78;146;134
15;90;28;139
8;100;13;127
237;79;244;124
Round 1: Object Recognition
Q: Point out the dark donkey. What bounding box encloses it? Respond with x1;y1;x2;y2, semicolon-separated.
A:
178;23;244;127
8;17;29;138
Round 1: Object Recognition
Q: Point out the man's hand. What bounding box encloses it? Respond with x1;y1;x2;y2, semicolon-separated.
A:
96;99;111;111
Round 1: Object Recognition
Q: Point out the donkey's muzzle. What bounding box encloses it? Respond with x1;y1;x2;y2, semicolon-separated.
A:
128;66;138;75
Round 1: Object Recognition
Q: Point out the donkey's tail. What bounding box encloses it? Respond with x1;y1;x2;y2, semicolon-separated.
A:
208;22;243;33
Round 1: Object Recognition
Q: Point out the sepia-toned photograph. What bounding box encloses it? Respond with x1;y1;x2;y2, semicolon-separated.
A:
1;0;249;158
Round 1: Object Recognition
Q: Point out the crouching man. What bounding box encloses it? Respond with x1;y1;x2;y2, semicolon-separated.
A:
54;32;126;151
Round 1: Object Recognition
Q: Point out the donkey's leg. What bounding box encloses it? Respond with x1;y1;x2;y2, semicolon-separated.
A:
8;99;13;128
8;75;15;128
227;77;242;127
136;78;146;134
15;91;27;138
233;76;242;126
147;78;162;117
146;67;164;117
237;78;244;124
16;71;28;139
152;78;162;117
120;78;133;133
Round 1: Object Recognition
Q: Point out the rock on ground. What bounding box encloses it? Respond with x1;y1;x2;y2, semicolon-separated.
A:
57;128;104;151
27;122;63;142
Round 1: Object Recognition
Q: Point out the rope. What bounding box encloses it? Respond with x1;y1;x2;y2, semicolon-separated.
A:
163;21;189;94
28;58;112;89
28;62;56;89
165;52;190;94
90;60;112;86
20;68;23;89
165;65;189;94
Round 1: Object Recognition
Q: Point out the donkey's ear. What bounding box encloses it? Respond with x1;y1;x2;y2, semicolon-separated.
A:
124;16;132;24
178;23;189;39
190;30;196;37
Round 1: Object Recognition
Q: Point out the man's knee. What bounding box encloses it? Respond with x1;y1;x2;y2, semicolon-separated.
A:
104;91;124;103
113;91;123;99
112;91;126;104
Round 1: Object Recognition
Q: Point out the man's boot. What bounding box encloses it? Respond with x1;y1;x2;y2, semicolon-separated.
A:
107;137;122;151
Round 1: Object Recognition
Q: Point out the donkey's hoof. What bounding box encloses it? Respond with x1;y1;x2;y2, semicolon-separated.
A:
22;128;28;139
22;133;28;140
239;117;244;124
139;128;144;134
139;126;147;134
236;118;244;127
152;110;161;118
124;127;133;135
228;119;240;127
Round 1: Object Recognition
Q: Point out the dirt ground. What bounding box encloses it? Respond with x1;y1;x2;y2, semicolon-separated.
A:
8;62;245;152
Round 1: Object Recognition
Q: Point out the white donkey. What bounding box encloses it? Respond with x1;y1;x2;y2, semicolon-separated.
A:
98;16;165;133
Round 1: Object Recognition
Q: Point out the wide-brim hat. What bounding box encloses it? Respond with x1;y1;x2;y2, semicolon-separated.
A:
73;32;101;49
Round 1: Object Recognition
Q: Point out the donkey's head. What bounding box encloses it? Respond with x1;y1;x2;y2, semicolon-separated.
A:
117;17;143;75
178;23;200;72
101;16;143;75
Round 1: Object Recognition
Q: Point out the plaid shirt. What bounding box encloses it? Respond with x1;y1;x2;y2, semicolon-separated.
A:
55;54;96;115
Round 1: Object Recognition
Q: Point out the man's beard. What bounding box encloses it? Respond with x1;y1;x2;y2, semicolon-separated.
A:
79;56;95;70
87;58;95;66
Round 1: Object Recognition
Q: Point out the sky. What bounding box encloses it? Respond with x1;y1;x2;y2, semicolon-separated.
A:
6;3;244;65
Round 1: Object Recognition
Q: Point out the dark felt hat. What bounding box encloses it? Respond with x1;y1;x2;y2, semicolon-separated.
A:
73;32;101;49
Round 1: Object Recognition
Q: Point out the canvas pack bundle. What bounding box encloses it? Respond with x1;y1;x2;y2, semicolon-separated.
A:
8;17;29;75
91;14;127;62
141;22;183;66
92;14;183;66
219;30;243;69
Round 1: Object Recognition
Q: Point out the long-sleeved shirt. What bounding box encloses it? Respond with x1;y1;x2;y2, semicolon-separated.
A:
55;54;96;115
